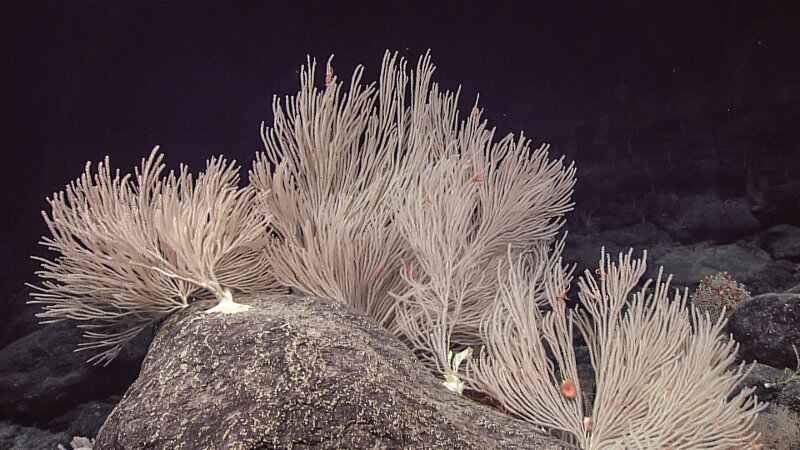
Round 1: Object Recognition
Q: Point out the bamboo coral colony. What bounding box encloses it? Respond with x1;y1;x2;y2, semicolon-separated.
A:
27;52;766;449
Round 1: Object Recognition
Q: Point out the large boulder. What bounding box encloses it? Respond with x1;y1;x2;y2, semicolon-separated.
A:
727;293;800;369
671;193;761;243
95;294;568;449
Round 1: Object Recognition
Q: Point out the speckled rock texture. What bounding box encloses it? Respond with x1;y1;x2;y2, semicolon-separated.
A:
94;294;570;449
728;293;800;369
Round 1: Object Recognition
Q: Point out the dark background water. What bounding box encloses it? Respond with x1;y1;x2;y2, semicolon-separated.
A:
2;0;799;297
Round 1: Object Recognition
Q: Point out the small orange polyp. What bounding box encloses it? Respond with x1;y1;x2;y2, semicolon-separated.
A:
560;379;577;398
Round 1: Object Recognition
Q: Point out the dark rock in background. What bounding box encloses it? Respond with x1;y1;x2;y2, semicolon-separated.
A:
0;420;69;450
728;293;800;369
0;317;151;424
671;194;761;243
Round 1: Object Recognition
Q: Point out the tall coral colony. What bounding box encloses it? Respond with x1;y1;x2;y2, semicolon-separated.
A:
28;50;766;449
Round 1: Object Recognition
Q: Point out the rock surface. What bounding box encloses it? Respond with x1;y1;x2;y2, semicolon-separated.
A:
0;318;148;424
95;294;570;449
728;293;800;369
